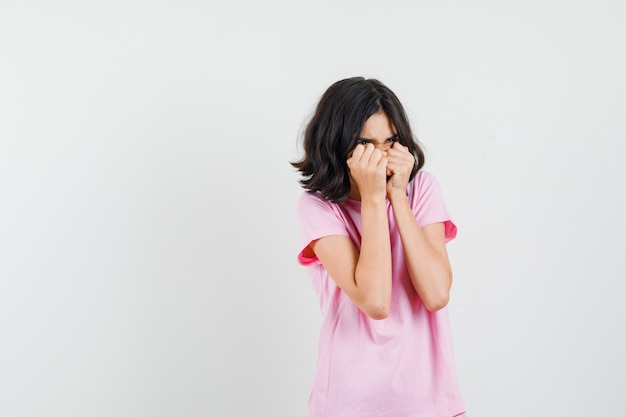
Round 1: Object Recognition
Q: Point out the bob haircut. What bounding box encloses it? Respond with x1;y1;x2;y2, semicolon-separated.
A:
291;76;425;203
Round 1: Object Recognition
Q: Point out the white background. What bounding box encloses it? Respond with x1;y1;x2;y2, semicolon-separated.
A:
1;1;625;416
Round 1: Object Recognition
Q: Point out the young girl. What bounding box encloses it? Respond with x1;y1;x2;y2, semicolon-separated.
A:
292;77;466;417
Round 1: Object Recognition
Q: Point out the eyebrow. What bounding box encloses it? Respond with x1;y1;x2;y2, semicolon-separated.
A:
358;133;399;142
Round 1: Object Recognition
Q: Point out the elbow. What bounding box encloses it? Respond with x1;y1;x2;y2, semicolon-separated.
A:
361;297;391;320
423;294;449;312
421;269;452;312
364;304;390;320
421;279;451;312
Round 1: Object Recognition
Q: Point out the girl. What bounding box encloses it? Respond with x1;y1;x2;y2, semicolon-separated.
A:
291;77;466;417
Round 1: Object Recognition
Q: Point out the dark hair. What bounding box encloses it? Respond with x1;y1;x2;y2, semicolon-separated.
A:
291;77;425;203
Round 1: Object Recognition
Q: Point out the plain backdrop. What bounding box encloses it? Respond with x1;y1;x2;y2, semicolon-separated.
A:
1;1;625;416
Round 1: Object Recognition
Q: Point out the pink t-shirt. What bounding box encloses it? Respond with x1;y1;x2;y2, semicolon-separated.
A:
296;170;465;417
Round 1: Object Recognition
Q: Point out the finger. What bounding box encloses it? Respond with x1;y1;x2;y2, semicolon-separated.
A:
389;142;408;155
368;148;384;165
388;147;414;165
386;158;412;178
360;143;375;162
385;160;392;175
391;141;407;151
386;152;407;167
350;143;365;160
373;152;388;169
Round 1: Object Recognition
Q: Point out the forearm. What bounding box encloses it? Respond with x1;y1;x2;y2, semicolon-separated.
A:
354;198;392;319
389;192;452;311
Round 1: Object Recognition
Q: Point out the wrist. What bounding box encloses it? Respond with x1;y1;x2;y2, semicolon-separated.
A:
387;188;408;205
360;194;387;206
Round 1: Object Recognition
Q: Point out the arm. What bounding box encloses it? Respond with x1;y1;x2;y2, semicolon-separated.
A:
308;144;392;320
388;196;452;311
386;143;453;312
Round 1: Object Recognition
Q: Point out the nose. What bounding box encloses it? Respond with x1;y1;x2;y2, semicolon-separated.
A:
374;143;391;156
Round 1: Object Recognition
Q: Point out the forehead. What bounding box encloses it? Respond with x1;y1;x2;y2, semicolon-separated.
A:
360;111;396;137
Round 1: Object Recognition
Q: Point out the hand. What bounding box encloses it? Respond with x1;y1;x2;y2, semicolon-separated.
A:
386;142;414;197
347;143;388;201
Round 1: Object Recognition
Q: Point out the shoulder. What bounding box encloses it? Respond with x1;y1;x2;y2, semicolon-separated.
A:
414;169;439;186
407;170;457;239
295;191;351;248
297;190;329;211
296;191;342;219
408;170;441;198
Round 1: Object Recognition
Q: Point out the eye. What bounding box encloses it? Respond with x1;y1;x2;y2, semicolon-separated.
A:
386;135;399;143
358;140;369;146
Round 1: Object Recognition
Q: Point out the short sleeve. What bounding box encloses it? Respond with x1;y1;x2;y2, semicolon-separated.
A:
410;171;458;243
295;192;350;265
